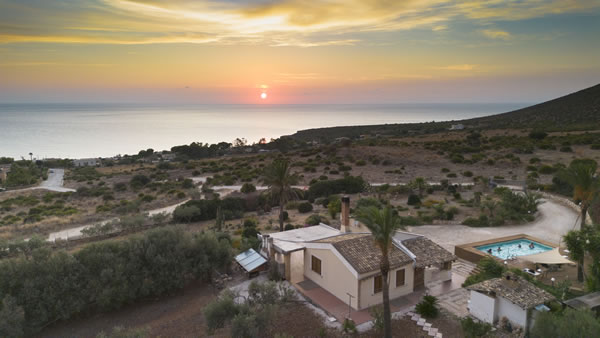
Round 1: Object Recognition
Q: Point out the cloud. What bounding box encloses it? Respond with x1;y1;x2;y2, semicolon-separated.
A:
0;0;597;46
479;29;512;40
436;64;478;71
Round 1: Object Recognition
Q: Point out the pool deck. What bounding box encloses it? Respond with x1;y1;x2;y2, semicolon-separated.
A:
455;234;557;264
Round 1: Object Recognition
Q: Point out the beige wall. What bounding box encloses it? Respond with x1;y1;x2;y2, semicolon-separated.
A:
358;264;414;310
304;248;359;310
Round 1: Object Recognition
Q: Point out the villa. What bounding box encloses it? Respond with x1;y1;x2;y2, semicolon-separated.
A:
260;197;455;311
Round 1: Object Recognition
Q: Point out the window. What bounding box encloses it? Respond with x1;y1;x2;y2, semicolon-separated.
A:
374;275;383;294
311;255;322;275
396;269;406;287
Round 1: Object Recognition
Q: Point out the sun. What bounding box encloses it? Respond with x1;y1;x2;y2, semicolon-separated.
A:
260;92;267;100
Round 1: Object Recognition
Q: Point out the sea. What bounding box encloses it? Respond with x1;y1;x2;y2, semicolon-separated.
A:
0;103;527;159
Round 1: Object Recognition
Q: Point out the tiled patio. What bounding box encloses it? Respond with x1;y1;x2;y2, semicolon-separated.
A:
294;279;426;325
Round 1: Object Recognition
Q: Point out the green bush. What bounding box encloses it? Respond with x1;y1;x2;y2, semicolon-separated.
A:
297;202;313;213
307;176;367;198
305;214;326;226
241;183;256;193
461;317;492;338
407;194;421;205
0;227;231;335
462;257;505;287
415;295;438;318
531;308;600;338
130;174;150;189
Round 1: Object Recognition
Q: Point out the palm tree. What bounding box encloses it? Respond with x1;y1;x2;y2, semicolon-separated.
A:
263;158;299;232
355;206;405;338
564;230;586;282
410;177;427;197
559;159;599;230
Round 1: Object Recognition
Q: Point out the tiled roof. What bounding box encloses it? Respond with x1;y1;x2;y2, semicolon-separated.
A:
401;237;455;268
331;235;413;274
467;273;555;309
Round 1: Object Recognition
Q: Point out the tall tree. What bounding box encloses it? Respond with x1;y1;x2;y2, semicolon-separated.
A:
559;159;599;230
263;158;299;232
564;230;586;282
355;206;405;338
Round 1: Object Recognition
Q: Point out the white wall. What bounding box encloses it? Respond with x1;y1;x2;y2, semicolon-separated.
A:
469;291;496;324
497;297;527;328
359;265;414;310
424;267;452;284
304;248;359;309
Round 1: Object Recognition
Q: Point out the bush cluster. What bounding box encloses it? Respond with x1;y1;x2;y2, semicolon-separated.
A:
0;227;231;335
307;176;367;198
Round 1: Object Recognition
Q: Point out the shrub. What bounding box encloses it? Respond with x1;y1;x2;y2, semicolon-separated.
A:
462;171;473;177
356;197;382;210
415;295;438;318
342;318;357;334
305;214;326;226
462;257;505;287
529;130;548;140
407;194;421;206
1;227;231;335
130;174;150;189
297;202;313;213
284;224;295;231
461;317;492;338
241;183;256;193
204;291;240;334
307;176;367;198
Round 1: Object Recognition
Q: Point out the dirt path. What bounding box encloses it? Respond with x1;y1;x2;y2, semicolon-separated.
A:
39;282;220;338
408;199;580;252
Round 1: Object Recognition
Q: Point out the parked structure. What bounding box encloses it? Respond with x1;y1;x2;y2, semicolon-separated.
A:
260;198;454;311
467;272;555;330
449;123;465;130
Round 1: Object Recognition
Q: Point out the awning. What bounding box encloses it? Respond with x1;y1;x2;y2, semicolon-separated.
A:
519;248;575;265
235;248;268;273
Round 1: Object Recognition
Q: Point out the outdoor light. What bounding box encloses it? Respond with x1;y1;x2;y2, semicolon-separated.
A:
551;277;556;286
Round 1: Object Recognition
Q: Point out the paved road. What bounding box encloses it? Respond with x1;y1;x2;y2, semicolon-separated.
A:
11;168;76;193
408;198;580;252
38;168;75;192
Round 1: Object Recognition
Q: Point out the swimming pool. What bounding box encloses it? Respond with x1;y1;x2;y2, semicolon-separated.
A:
476;239;553;260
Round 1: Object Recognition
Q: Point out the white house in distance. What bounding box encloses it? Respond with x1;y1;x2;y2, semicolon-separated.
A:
73;158;100;167
260;197;455;311
449;123;465;130
467;272;555;330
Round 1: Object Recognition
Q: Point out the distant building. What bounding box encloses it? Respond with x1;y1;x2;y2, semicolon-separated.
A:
73;158;100;167
0;164;11;183
160;153;176;162
449;124;465;130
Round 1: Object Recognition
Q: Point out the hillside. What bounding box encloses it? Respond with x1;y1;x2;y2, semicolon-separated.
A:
289;83;600;142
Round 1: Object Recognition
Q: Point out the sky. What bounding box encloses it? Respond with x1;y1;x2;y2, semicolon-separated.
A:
0;0;599;104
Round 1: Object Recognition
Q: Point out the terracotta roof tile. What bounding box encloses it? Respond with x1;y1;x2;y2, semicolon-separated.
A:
467;272;555;309
401;237;455;268
331;235;413;274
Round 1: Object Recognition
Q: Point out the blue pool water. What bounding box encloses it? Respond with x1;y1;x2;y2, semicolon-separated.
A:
476;239;552;260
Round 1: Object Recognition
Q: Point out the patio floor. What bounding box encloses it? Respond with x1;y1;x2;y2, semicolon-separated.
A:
295;279;427;325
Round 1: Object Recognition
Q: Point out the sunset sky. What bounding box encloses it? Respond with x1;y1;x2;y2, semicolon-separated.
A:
1;0;599;104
